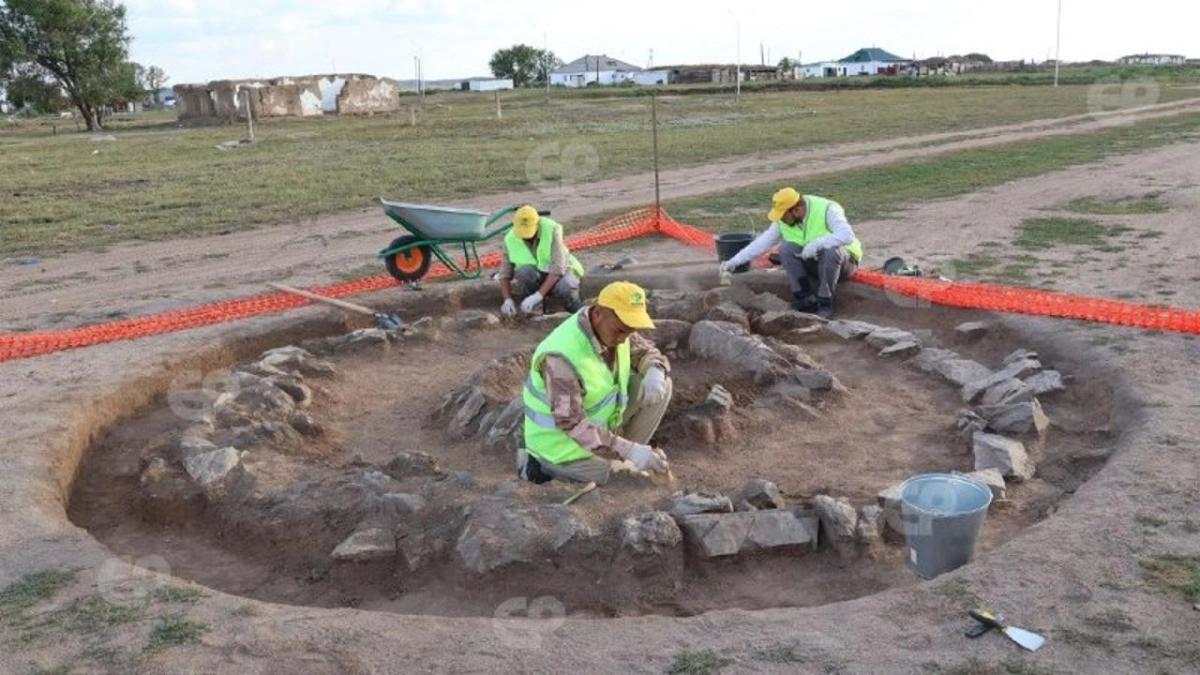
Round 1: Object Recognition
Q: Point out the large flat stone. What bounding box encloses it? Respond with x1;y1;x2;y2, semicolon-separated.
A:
913;349;992;388
865;326;920;350
753;310;823;337
979;399;1050;436
813;495;857;540
1024;370;1065;396
183;447;241;486
676;509;818;558
669;493;734;518
621;512;683;555
456;498;592;574
688;321;792;384
973;432;1034;481
980;378;1035;407
962;356;1043;403
958;468;1007;501
332;528;396;562
824;320;881;340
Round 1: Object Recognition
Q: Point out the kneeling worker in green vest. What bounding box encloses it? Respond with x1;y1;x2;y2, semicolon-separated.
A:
517;281;673;484
500;205;586;318
719;187;864;319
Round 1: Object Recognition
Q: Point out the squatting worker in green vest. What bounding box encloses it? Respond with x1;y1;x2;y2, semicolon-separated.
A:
517;281;673;485
500;205;586;318
719;187;864;319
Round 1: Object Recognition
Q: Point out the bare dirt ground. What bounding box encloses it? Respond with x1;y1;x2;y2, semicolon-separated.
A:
3;97;1199;333
2;123;1199;674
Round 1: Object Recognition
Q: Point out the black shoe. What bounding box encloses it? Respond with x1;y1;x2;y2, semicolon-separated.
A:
816;298;835;320
791;293;818;313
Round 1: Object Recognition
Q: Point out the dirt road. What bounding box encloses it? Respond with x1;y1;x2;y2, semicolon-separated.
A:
3;97;1199;332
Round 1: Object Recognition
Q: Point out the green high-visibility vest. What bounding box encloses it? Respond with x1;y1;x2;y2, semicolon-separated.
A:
523;310;630;466
504;217;586;278
777;195;864;263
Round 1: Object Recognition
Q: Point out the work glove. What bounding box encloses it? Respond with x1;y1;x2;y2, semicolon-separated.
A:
719;260;737;273
625;443;669;473
519;291;544;314
800;242;821;260
640;366;669;405
501;298;517;318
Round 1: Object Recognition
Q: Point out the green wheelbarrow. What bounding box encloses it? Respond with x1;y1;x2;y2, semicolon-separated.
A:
377;199;533;282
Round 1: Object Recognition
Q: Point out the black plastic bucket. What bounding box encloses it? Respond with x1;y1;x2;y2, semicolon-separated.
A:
714;233;754;273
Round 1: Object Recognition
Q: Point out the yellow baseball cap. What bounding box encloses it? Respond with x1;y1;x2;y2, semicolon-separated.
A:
513;205;540;238
596;281;655;330
768;187;802;222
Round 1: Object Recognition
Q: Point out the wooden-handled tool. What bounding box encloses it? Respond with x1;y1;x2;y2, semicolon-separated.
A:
966;609;1046;651
268;282;403;330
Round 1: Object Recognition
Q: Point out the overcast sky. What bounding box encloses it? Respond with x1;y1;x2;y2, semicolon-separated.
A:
126;0;1196;84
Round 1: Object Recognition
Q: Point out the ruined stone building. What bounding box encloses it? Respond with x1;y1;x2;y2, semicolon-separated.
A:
173;74;403;122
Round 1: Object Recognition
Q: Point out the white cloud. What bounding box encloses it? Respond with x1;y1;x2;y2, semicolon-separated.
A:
121;0;1199;84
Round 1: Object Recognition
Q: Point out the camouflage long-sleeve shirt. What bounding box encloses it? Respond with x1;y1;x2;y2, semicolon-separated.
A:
498;228;568;280
539;307;669;460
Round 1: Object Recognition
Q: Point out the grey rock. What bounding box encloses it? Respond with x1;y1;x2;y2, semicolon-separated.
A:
332;528;396;562
676;509;817;558
1024;370;1065;396
645;319;693;351
753;310;822;337
620;512;683;555
289;411;323;436
269;376;313;407
380;492;427;516
957;410;988;446
529;312;570;326
669;493;734;518
913;349;991;388
736;479;785;511
704;384;735;412
481;397;524;454
973;432;1034;481
980;378;1035;407
649;289;711;323
824;319;881;340
979;398;1050;436
706;302;750;329
961;355;1043;403
714;286;792;313
1002;348;1039;366
448;388;488;438
455;309;501;329
879;340;921;358
955;321;989;340
260;346;337;377
813;495;857;540
688;321;793;384
183;447;241;486
179;428;218;457
456;498;591;573
383;452;440;479
877;482;905;534
332;328;392;354
856;504;884;544
959;468;1007;501
866;326;920;350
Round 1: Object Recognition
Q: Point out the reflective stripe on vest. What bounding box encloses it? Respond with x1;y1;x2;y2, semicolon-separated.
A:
504;217;586;278
522;310;630;465
777;195;864;263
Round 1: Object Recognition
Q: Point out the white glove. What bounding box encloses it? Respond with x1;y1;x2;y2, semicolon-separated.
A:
640;366;669;405
501;298;517;318
519;291;544;314
800;242;821;260
719;260;737;273
625;443;668;473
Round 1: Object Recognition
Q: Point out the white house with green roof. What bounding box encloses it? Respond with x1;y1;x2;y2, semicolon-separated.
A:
801;47;910;78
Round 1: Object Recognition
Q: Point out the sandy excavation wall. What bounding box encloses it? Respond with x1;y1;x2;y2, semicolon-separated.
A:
173;73;402;122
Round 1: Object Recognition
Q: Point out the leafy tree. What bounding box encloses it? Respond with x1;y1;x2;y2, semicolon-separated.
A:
0;0;132;130
778;56;795;70
489;44;560;87
3;64;66;112
144;64;167;107
964;52;993;64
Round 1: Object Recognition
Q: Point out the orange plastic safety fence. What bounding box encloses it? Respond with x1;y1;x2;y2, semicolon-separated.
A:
654;216;1200;335
0;208;660;363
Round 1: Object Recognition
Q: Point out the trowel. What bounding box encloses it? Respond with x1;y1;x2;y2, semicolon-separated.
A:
966;609;1046;651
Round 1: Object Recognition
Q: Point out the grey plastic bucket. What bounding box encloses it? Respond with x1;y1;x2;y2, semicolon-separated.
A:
714;233;754;273
899;473;993;579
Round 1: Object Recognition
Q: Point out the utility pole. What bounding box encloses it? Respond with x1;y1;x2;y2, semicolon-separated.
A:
243;89;254;141
544;30;551;100
735;19;741;101
651;92;661;217
1054;0;1063;87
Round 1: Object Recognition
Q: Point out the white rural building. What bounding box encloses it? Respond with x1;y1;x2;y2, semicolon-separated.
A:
550;54;644;87
1118;53;1185;66
801;47;909;78
463;78;514;92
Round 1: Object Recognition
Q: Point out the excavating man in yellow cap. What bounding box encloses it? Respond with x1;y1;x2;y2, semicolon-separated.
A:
499;205;586;318
719;188;864;319
517;281;673;485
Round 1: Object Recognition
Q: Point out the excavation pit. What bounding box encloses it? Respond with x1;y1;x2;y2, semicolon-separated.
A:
67;274;1120;619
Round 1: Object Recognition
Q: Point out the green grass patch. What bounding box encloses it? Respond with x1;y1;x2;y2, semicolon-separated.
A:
1016;217;1113;248
1136;513;1169;528
668;112;1200;236
1140;554;1200;601
3;85;1199;259
1054;626;1113;648
931;577;982;608
153;585;205;604
0;569;76;617
921;658;1058;675
145;615;209;652
1061;194;1168;215
750;644;803;664
1085;607;1136;632
666;649;732;674
46;596;142;635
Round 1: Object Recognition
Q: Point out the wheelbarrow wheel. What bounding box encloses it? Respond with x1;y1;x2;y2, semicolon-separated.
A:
384;235;432;282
